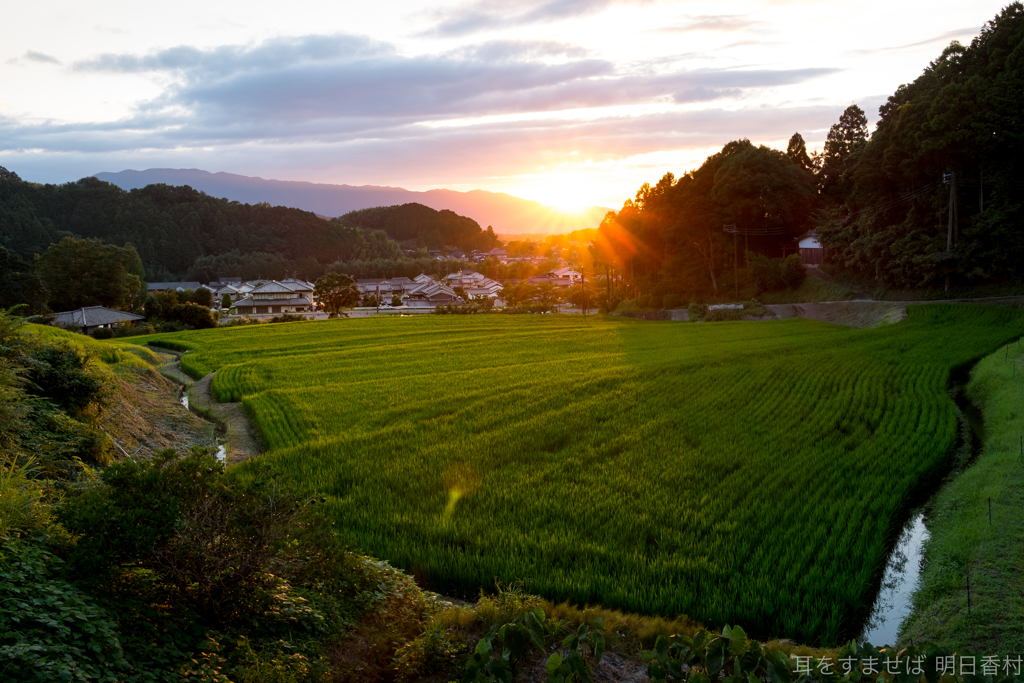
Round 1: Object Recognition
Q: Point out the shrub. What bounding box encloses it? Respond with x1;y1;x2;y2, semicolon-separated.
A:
647;294;663;310
687;303;708;321
0;536;127;681
25;343;102;414
662;293;681;309
636;295;651;309
748;252;807;292
58;448;303;623
171;302;216;329
780;254;807;289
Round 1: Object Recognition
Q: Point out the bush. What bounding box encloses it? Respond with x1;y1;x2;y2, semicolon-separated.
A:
748;252;807;291
780;254;807;289
91;322;156;340
662;293;681;309
0;536;127;681
171;303;216;329
687;303;708;321
636;295;651;309
25;343;102;414
647;294;663;310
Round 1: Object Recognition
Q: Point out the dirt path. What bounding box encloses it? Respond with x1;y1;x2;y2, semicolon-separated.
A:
154;348;264;465
188;372;264;464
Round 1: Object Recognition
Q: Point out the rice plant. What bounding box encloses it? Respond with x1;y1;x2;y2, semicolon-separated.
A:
130;304;1024;644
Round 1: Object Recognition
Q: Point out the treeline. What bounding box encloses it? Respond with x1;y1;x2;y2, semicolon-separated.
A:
595;4;1024;299
0;174;403;282
338;202;501;252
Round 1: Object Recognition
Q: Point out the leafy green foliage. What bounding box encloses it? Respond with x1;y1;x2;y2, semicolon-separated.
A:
817;6;1024;287
129;305;1024;643
338;202;500;252
0;176;403;281
463;606;604;683
314;272;359;317
35;236;145;312
0;245;48;315
0;536;127;682
641;628;1024;683
747;253;807;292
25;342;103;414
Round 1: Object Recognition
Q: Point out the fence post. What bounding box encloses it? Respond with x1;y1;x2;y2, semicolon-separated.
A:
967;574;972;615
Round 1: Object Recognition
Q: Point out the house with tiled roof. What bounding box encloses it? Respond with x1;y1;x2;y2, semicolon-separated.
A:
233;280;315;316
50;306;145;335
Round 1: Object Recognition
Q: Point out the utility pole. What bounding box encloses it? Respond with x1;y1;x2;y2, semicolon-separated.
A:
724;224;738;300
581;266;587;317
944;172;958;292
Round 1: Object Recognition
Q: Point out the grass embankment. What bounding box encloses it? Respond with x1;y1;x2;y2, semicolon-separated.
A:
899;338;1024;652
130;305;1024;645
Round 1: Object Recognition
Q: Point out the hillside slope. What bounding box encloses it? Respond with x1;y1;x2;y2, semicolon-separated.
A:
93;168;611;235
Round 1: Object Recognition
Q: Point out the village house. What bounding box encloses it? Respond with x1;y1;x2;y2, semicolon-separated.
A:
233;279;316;316
50;306;145;335
797;230;825;265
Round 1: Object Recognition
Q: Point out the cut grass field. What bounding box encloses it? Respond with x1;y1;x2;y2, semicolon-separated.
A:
131;305;1024;645
899;338;1024;652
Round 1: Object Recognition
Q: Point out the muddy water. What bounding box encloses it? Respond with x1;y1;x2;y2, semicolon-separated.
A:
859;512;929;646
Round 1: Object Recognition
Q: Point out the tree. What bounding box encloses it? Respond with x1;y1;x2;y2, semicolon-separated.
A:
817;104;868;197
566;283;595;311
786;133;813;171
0;246;48;314
314;272;358;317
221;293;232;309
390;294;403;307
171;303;216;329
188;287;213;308
35;237;144;312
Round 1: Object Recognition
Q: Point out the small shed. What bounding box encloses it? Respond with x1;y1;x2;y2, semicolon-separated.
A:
50;306;145;335
796;230;825;265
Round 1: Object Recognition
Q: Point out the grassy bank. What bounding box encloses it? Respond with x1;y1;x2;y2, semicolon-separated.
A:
899;338;1024;652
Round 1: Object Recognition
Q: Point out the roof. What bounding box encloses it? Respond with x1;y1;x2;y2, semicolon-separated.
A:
51;306;145;328
251;280;312;295
235;297;314;307
546;268;579;278
796;230;821;241
147;281;203;291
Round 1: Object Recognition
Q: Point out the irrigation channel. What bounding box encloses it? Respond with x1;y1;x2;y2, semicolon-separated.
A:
859;364;987;645
179;391;227;463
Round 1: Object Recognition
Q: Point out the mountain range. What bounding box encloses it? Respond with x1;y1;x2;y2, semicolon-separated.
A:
93;169;611;236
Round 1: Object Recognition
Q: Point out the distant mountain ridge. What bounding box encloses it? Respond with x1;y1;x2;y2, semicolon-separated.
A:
93;168;611;236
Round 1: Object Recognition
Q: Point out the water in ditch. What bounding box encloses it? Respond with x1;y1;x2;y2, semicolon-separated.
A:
859;371;984;646
859;511;929;646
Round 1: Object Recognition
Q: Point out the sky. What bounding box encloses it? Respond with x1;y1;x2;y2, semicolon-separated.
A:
0;0;1007;210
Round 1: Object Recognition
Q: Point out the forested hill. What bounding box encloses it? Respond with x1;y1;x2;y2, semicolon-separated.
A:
0;175;403;281
337;202;501;252
595;4;1024;298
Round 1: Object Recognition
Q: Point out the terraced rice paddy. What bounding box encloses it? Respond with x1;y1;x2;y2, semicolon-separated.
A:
135;304;1024;644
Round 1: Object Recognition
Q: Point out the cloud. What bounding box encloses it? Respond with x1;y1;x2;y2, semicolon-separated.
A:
1;32;844;194
422;0;652;37
645;15;763;34
858;27;979;54
74;33;392;75
7;50;62;66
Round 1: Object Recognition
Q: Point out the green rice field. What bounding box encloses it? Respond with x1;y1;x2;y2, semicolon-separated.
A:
134;304;1024;644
